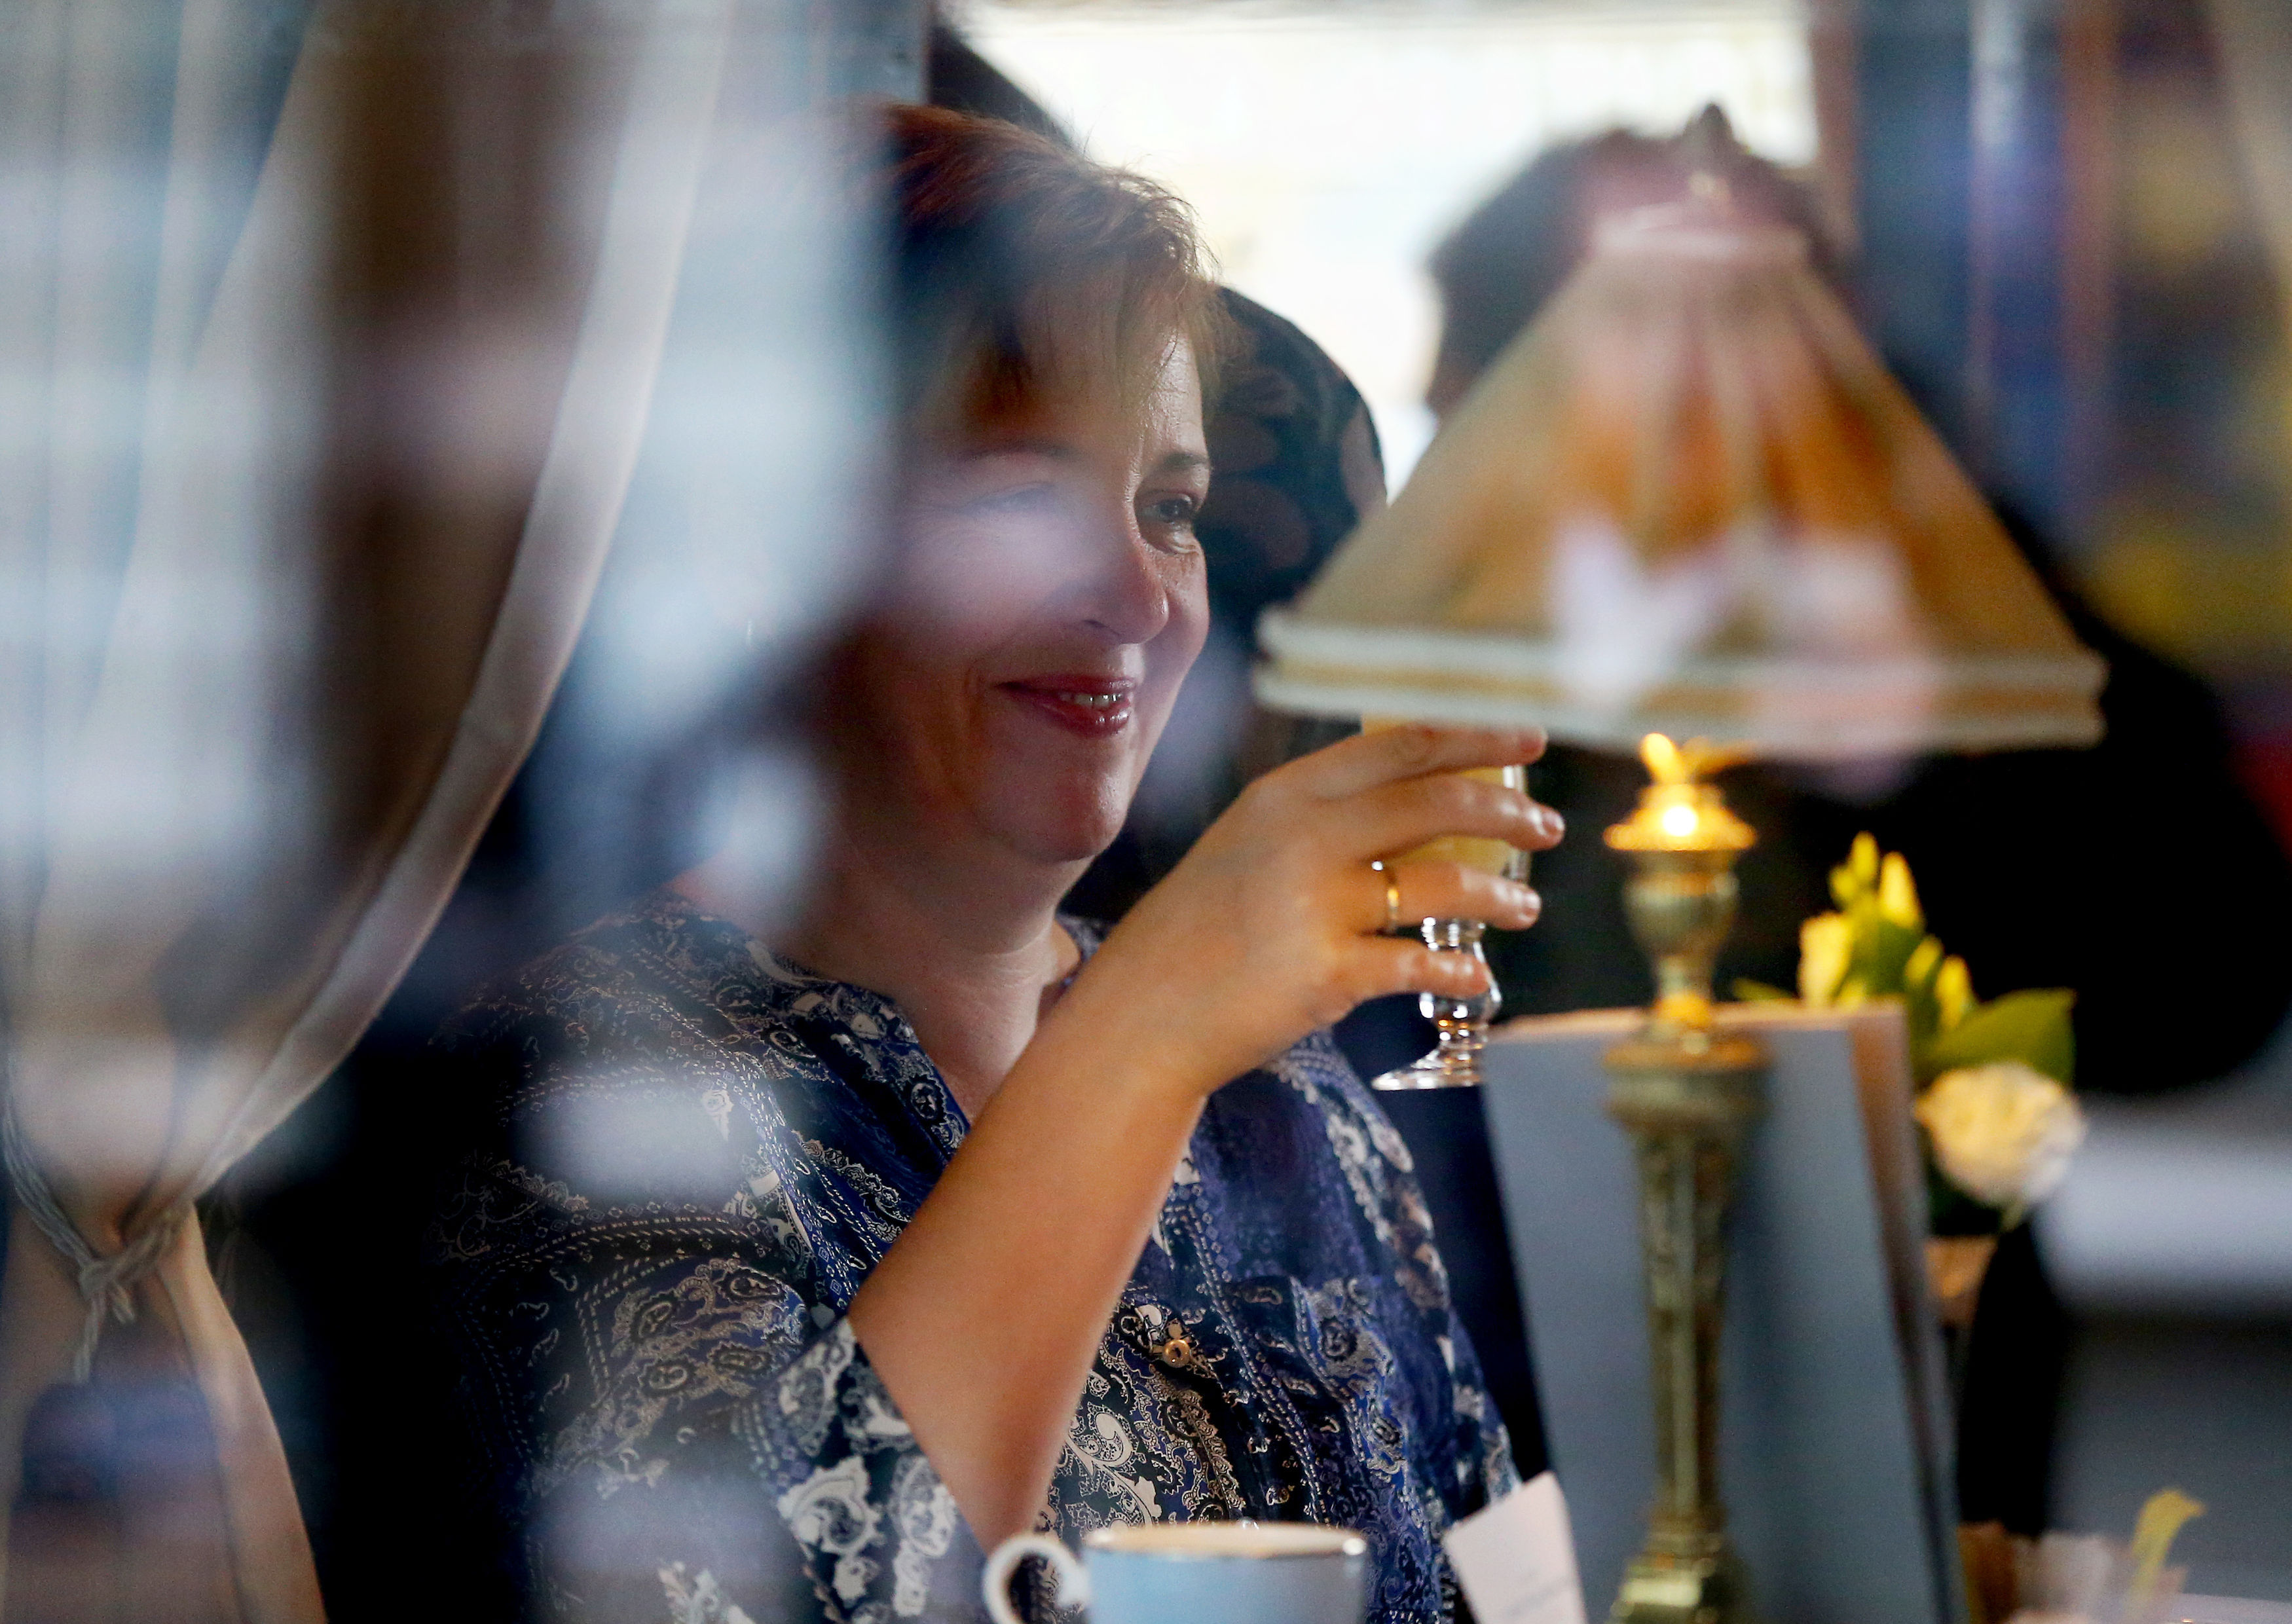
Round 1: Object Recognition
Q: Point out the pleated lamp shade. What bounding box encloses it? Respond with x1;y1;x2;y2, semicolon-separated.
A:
1256;198;2105;758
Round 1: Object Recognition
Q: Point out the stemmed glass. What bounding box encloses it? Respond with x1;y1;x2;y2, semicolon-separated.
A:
1369;756;1532;1091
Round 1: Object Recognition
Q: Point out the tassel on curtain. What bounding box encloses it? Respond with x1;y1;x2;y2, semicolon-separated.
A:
0;0;773;1614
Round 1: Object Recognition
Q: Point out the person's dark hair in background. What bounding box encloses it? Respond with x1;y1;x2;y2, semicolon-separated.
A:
1426;108;1847;420
1428;108;2292;1536
925;20;1071;147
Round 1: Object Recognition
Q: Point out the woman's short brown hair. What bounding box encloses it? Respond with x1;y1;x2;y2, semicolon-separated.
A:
883;104;1229;435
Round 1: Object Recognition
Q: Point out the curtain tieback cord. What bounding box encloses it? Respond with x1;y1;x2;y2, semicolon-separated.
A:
1;1090;191;1384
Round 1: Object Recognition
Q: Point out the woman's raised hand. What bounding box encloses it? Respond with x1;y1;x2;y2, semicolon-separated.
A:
1058;724;1562;1097
853;724;1557;1544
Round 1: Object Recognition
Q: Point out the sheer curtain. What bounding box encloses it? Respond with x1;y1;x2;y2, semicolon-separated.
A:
0;1;900;1614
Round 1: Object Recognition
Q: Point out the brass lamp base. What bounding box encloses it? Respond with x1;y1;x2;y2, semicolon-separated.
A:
1602;737;1765;1624
1612;1549;1748;1624
1604;1032;1762;1624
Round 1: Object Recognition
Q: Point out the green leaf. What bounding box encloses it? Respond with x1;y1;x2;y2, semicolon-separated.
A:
1923;988;2077;1085
1904;936;1944;991
1733;978;1794;1003
1900;936;1946;1052
1856;916;1928;999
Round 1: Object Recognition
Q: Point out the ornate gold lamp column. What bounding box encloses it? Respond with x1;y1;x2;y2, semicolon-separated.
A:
1600;735;1760;1624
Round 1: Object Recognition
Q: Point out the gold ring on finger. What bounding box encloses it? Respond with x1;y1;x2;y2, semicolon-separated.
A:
1370;860;1403;933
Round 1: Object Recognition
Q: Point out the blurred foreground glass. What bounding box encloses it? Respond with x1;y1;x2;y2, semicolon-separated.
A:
1255;177;2104;1622
0;3;889;1614
1359;718;1528;1090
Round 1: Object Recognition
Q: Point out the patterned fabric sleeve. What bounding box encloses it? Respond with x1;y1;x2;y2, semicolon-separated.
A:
429;991;985;1624
741;1321;976;1621
1441;1307;1523;1517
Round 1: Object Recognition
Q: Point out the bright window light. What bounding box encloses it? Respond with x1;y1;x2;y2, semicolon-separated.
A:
959;1;1817;489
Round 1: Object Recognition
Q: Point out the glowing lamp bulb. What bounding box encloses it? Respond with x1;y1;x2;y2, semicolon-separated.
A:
1659;803;1700;840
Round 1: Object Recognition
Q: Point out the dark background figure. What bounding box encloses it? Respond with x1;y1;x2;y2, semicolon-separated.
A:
1424;111;1850;422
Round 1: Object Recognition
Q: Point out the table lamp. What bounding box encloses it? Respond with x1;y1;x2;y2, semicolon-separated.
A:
1255;185;2103;1622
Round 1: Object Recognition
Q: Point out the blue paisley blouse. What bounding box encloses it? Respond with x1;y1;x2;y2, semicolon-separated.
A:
428;889;1515;1624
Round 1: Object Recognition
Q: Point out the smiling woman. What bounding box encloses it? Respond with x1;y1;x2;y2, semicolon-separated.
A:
857;108;1226;875
858;339;1211;874
425;105;1561;1624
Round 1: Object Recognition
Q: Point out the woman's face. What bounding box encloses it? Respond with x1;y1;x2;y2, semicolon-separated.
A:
847;339;1211;868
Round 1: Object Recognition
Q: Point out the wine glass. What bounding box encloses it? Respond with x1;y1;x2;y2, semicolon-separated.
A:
1366;743;1531;1091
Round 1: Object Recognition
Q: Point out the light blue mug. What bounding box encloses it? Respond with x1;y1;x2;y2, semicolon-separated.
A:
983;1522;1370;1624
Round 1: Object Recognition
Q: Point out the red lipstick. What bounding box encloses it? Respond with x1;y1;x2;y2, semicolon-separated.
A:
999;674;1137;738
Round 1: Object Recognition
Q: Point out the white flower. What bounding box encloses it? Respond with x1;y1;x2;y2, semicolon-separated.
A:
1916;1062;2086;1215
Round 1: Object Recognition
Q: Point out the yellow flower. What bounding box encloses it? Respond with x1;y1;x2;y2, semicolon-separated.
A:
1832;832;1879;908
1934;955;1972;1033
1799;912;1852;1005
1915;1062;2086;1215
1879;851;1923;931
